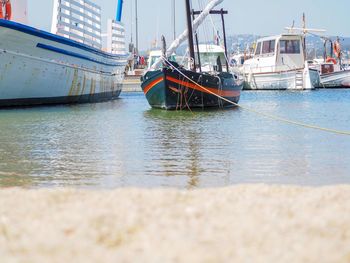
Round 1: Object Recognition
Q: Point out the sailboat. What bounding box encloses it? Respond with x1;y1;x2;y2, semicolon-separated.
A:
141;0;243;110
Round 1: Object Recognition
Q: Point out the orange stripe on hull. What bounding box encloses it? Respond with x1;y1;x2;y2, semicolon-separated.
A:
143;77;163;94
166;76;240;97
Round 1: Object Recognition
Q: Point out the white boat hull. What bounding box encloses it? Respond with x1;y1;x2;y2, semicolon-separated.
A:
243;69;319;90
318;70;350;88
0;20;127;106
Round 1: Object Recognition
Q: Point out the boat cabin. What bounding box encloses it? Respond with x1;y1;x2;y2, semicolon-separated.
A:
194;44;227;72
243;34;306;73
148;50;177;70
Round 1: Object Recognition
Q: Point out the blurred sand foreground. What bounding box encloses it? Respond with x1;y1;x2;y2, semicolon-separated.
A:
1;185;350;263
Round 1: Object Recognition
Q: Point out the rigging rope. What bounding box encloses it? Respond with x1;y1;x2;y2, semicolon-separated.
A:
162;56;350;136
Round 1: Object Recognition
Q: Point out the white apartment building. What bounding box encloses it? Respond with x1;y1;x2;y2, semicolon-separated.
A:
106;19;126;55
51;0;102;49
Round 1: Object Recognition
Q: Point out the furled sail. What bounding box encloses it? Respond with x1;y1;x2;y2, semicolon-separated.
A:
151;0;224;69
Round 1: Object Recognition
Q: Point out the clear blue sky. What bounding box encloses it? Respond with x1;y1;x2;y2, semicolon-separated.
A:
29;0;350;50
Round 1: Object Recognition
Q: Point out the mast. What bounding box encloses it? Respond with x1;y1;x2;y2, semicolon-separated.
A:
192;10;202;72
135;0;139;53
185;0;196;70
151;0;224;69
302;13;306;60
172;0;176;40
220;8;229;72
130;0;133;44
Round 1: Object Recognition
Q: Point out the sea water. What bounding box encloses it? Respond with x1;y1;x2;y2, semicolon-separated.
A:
0;89;350;188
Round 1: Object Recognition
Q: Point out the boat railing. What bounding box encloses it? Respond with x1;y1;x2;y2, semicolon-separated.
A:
246;64;302;74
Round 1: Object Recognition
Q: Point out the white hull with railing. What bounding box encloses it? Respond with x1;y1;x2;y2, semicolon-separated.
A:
243;62;319;90
309;62;350;88
319;70;350;88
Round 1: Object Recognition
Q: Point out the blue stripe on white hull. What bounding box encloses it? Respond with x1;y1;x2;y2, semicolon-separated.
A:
0;20;127;106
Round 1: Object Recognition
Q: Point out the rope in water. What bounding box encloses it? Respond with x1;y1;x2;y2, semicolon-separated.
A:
162;56;350;136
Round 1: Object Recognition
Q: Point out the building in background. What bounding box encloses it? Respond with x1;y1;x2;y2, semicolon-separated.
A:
51;0;102;49
106;19;126;55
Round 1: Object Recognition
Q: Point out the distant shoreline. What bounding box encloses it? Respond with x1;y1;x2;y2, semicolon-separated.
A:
1;185;350;262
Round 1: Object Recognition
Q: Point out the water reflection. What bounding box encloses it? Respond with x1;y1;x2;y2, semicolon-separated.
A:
143;109;209;188
0;91;349;188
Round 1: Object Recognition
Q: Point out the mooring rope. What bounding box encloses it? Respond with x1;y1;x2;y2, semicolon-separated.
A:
162;56;350;136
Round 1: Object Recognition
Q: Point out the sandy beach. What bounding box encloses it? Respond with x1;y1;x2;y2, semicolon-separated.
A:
1;185;350;263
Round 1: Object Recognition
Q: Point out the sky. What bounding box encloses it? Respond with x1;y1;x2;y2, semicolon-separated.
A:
28;0;350;50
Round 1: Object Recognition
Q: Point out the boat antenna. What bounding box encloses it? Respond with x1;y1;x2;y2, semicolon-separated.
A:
185;0;196;71
290;20;295;32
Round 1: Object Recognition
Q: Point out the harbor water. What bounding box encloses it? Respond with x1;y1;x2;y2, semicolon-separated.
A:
0;88;350;189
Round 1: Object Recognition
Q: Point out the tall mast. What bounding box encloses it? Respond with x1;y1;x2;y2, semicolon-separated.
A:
172;0;176;40
220;8;229;72
130;0;133;44
185;0;196;70
135;0;139;53
192;10;202;72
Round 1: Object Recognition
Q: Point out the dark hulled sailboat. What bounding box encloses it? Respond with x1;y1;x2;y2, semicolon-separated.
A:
141;0;243;110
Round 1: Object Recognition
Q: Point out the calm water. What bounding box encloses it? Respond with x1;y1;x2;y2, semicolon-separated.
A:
0;89;350;189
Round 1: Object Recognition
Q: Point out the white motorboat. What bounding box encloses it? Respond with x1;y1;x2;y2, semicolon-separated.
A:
241;34;320;90
309;39;350;88
310;61;350;88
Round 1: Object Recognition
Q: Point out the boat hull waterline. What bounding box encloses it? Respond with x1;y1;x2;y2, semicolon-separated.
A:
0;20;127;107
243;69;320;90
318;70;350;88
142;68;243;110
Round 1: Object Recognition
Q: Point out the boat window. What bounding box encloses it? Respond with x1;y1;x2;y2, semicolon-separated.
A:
199;52;226;67
280;40;300;54
255;42;261;55
148;56;161;69
262;40;275;54
149;54;176;69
